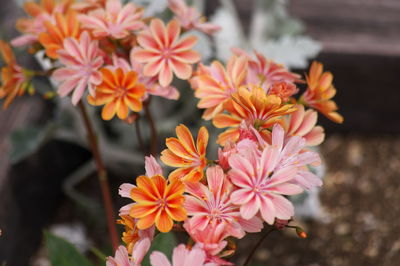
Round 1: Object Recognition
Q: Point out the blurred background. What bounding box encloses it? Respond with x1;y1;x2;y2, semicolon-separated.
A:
0;0;399;265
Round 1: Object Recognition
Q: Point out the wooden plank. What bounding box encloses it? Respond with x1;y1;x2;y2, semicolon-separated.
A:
289;0;400;56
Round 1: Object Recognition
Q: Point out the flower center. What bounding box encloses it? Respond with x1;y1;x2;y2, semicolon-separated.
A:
115;86;128;98
211;208;221;217
161;48;173;60
157;198;167;209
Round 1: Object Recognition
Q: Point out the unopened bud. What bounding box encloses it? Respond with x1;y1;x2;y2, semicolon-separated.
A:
296;227;307;238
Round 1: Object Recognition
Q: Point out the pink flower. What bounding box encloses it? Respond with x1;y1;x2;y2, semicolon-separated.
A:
106;239;151;266
168;0;221;35
184;166;262;239
111;49;180;100
78;0;144;39
232;48;301;92
133;19;200;87
283;104;325;146
228;142;303;224
269;124;323;190
107;246;132;266
240;123;323;190
52;31;103;105
183;222;233;265
217;142;237;171
150;244;217;266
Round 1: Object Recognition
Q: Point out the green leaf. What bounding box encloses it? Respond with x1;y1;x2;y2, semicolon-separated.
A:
142;232;177;266
9;124;54;163
44;231;93;266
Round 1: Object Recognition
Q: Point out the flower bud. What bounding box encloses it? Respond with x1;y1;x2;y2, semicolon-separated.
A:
296;227;307;238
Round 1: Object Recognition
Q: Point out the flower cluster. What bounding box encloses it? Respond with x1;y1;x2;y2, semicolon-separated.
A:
107;44;342;265
112;119;325;265
0;0;220;116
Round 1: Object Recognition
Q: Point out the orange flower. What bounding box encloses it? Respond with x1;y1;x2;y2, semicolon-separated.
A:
192;55;248;120
117;215;139;254
13;0;73;47
0;41;31;109
129;175;186;232
269;82;298;103
88;68;145;120
39;11;81;58
161;124;208;183
213;86;296;145
300;61;343;123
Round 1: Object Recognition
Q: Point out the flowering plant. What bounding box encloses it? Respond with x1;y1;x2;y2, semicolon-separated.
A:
0;0;342;265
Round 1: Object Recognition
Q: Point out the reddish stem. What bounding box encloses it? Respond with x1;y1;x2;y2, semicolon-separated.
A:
143;97;158;156
134;116;147;155
78;102;119;252
243;228;275;266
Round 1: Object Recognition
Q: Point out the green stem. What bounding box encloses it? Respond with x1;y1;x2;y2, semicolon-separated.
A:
90;246;107;261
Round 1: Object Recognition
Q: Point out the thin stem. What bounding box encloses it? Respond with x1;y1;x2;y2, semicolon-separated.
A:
78;102;119;252
243;228;275;266
134;116;147;155
144;97;158;156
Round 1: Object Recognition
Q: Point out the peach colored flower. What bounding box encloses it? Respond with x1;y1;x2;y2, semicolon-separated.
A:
228;144;303;224
233;48;301;92
282;104;325;146
106;240;150;266
128;175;187;233
212;86;296;145
161;124;208;183
12;0;73;47
168;0;221;35
72;0;106;13
78;0;144;39
39;11;82;58
112;50;180;100
183;222;233;265
133;19;200;87
0;41;31;109
269;82;298;103
237;123;323;190
88;68;145;120
269;124;322;190
52;31;103;105
192;55;248;120
300;61;343;123
150;244;217;266
184;166;262;239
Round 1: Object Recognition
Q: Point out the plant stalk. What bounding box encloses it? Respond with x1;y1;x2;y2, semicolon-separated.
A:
243;228;275;266
143;97;158;156
134;116;147;155
78;102;119;252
